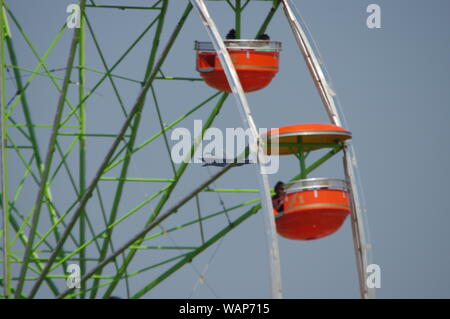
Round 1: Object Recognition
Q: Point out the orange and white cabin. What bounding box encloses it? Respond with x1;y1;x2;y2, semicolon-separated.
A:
195;40;281;93
273;178;351;241
262;123;353;240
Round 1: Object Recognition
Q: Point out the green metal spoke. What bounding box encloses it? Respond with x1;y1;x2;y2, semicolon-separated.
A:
59;9;163;126
5;136;80;251
298;137;306;178
0;279;27;298
106;185;170;231
142;198;260;242
49;174;257;297
5;34;43;169
7;122;80;129
256;0;280;38
290;144;343;181
57;133;132;138
28;2;193;298
4;8;81;123
195;195;205;245
30;197;81;252
45;184;250;277
86;0;163;11
35;183;137;286
9;204;54;252
4;8;85;267
104;92;221;173
150;85;177;175
78;66;142;84
0;252;39;277
65;252;189;299
155;76;203;81
0;199;60;296
242;0;252;10
5;145;31;149
124;4;280;298
6;135;40;191
4;0;287;299
130;245;198;250
131;203;261;298
95;184;131;299
7;116;31;143
89;0;168;298
83;12;134;117
100;177;175;182
235;0;242;38
48;137;79;186
1;2;11;296
78;4;87;299
5;64;106;101
15;12;84;296
78;65;202;83
10;155;34;210
86;5;162;10
52;139;80;195
83;208;103;257
33;184;168;270
58;147;248;298
102;91;227;298
226;0;236;10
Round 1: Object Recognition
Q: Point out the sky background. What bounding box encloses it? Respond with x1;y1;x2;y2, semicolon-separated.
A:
3;0;450;298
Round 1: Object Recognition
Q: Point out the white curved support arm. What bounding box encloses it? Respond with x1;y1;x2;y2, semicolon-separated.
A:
190;0;283;299
280;0;375;299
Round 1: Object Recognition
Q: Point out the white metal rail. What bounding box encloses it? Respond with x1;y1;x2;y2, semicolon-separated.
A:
190;0;283;299
281;0;374;299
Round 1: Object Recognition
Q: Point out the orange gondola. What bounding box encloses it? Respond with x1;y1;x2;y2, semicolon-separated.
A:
195;40;281;93
264;123;353;240
273;179;351;240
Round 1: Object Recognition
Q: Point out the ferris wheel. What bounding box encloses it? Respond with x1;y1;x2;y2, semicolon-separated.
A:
0;0;374;299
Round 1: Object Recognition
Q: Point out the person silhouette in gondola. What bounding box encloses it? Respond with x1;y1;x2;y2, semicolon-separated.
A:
257;33;270;41
226;29;236;39
256;33;271;50
272;181;286;213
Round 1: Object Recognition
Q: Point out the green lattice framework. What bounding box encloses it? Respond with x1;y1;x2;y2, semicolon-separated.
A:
0;0;294;299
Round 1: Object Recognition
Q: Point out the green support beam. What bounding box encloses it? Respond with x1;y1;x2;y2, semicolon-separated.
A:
27;1;194;298
132;203;261;298
15;0;86;298
78;1;87;298
235;0;242;38
102;91;229;298
290;144;344;182
0;0;11;298
89;0;168;298
4;0;283;298
57;147;252;299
